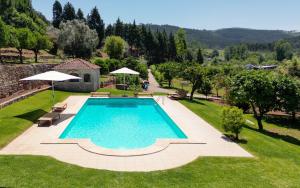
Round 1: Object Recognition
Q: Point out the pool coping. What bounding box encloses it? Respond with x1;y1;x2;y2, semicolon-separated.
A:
42;138;205;157
42;96;206;157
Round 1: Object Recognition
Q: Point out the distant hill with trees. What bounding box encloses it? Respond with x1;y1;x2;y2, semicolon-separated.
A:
146;24;299;48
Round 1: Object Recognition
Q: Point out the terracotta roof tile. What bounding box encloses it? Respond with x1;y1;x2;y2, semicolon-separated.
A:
53;59;100;70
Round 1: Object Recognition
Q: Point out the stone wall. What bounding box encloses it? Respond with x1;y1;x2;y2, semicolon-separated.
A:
0;63;56;99
55;69;100;92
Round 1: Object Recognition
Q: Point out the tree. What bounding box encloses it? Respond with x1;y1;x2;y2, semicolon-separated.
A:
62;2;76;21
196;48;204;64
0;18;8;63
105;24;114;37
224;44;248;61
155;30;168;63
15;28;35;63
211;49;219;58
168;32;177;60
52;0;62;28
212;73;226;97
275;76;300;121
104;36;126;59
158;62;178;88
87;7;105;46
274;40;293;61
229;71;276;130
58;20;98;58
142;28;157;65
199;78;212;99
127;21;139;51
114;18;123;37
175;28;187;61
182;63;204;100
222;106;245;140
76;8;85;21
31;32;52;63
186;50;194;62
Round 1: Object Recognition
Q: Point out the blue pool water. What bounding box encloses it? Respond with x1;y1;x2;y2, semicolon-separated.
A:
60;98;187;150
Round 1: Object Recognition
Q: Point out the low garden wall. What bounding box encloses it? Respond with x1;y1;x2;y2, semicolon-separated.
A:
0;63;56;99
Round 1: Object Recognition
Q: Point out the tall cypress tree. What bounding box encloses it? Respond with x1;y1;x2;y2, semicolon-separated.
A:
87;7;105;47
155;30;168;63
122;23;129;41
196;48;204;64
144;28;157;64
105;24;114;37
52;0;62;28
168;32;177;60
186;50;194;62
62;2;76;21
161;30;168;60
76;8;85;21
127;20;138;48
140;24;148;54
114;18;123;37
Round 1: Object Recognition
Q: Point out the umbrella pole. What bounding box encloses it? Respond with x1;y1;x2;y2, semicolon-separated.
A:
51;80;55;107
123;73;125;96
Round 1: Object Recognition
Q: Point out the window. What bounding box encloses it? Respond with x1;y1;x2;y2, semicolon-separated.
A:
84;74;91;82
69;73;80;82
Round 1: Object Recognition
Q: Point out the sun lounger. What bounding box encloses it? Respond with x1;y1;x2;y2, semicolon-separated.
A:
37;112;61;126
90;92;111;97
168;89;187;100
134;92;153;97
52;102;67;112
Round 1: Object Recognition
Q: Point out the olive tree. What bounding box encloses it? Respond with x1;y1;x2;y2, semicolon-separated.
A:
182;63;204;100
158;62;178;88
104;36;126;59
199;78;212;99
58;19;98;58
32;32;53;62
229;71;276;131
222;106;245;140
275;76;300;121
0;18;8;63
274;40;293;61
15;28;35;63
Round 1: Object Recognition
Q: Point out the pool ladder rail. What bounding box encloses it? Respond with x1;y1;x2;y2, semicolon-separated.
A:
155;96;165;105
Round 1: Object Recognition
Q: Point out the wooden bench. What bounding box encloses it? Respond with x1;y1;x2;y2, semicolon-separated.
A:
37;112;61;126
90;92;111;97
134;92;153;97
52;102;67;112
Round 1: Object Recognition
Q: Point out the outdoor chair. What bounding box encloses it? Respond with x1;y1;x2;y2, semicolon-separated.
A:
37;112;61;126
52;102;67;112
168;89;188;100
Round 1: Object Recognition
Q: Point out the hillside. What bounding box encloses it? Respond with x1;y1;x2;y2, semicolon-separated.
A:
146;24;299;48
0;0;48;32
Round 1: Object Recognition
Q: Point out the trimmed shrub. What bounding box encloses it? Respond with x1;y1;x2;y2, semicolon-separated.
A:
222;106;245;140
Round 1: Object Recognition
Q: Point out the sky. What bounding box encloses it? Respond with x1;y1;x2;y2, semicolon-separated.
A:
32;0;300;31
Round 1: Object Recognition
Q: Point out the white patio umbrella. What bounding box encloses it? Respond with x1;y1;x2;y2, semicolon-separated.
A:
110;67;139;95
20;71;81;105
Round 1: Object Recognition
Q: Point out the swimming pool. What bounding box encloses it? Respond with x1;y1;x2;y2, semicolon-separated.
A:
60;98;187;150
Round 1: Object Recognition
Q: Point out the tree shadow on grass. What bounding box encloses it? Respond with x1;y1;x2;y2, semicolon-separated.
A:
244;124;300;146
181;99;206;106
15;109;47;123
264;115;300;131
222;134;248;144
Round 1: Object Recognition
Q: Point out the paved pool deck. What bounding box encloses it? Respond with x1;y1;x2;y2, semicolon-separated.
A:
0;96;252;172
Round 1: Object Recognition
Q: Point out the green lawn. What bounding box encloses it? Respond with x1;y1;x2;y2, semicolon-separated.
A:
0;91;74;148
0;94;300;187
